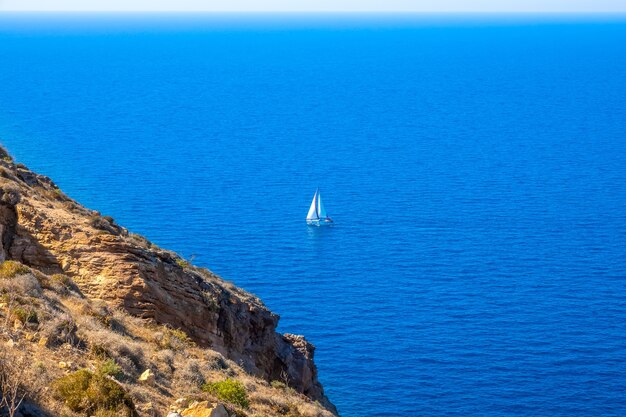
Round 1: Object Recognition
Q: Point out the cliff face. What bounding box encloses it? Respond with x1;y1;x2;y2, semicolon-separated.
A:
0;153;336;415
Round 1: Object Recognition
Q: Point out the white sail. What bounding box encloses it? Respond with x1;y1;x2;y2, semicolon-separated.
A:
317;192;328;219
306;190;319;220
306;188;332;225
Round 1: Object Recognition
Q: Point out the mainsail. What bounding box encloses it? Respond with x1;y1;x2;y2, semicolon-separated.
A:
307;190;319;220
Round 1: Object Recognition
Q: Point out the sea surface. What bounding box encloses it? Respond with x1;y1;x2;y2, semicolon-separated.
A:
1;14;626;417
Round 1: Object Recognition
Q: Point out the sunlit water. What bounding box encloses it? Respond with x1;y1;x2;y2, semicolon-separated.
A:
1;14;626;416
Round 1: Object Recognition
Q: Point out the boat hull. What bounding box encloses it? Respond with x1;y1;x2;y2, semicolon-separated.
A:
307;218;334;227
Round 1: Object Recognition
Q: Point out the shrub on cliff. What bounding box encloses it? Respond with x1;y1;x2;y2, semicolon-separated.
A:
98;359;123;380
0;145;13;163
89;215;122;235
13;306;38;325
156;327;194;351
173;359;206;391
79;318;146;377
0;261;30;279
176;258;190;269
52;369;136;416
270;380;287;389
40;314;81;347
46;273;82;295
0;272;41;299
202;378;250;409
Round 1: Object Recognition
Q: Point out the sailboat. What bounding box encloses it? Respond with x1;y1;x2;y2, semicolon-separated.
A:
306;189;334;226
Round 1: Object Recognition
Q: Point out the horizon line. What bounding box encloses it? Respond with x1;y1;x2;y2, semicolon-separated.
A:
2;10;626;14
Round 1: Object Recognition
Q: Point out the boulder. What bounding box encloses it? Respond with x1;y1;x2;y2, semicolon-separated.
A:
138;369;155;385
180;401;229;417
211;404;229;417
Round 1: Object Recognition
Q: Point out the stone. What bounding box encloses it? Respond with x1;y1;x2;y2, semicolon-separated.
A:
174;397;189;406
138;369;155;385
170;397;190;412
210;404;229;417
180;401;229;417
167;413;183;417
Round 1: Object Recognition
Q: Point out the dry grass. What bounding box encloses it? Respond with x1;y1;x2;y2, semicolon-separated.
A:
0;268;334;417
0;260;30;279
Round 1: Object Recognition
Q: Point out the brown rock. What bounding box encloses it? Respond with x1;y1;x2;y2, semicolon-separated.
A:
181;401;228;417
210;404;229;417
139;369;156;385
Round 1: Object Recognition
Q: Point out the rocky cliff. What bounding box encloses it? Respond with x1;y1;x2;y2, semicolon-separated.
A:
0;146;337;415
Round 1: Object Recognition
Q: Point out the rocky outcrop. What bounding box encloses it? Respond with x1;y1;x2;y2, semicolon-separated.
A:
0;150;337;414
180;402;229;417
0;182;20;261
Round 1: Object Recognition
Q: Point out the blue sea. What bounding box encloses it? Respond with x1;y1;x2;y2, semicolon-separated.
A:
1;13;626;417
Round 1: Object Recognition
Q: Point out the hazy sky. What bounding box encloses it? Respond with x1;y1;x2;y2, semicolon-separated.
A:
1;0;626;12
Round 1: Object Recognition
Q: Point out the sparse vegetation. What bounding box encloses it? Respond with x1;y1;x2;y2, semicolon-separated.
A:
51;273;71;286
271;380;287;390
79;318;146;377
156;326;194;351
51;369;135;416
52;187;65;199
13;306;38;324
89;214;122;235
176;258;190;268
202;378;250;409
0;261;30;279
98;359;123;380
0;262;335;417
173;359;206;391
48;273;79;294
128;233;153;249
0;352;27;417
40;314;80;347
0;145;13;162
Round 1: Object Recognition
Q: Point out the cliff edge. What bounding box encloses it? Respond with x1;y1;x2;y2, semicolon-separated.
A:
0;145;337;417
